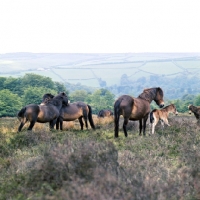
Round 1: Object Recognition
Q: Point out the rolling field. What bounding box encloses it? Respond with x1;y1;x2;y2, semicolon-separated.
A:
0;114;200;199
1;53;200;87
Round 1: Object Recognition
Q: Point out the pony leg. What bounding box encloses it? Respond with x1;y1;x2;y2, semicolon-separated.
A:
56;118;60;130
78;117;84;130
28;120;36;131
139;119;142;135
18;118;28;132
152;118;159;134
50;119;57;130
114;116;120;138
83;116;88;129
123;118;129;137
87;105;95;129
163;118;170;126
59;118;64;130
142;115;149;136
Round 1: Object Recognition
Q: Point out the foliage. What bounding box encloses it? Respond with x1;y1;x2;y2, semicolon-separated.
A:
22;87;57;105
54;81;68;94
0;74;68;117
3;77;24;96
0;89;22;117
21;73;55;90
69;90;89;102
87;88;115;114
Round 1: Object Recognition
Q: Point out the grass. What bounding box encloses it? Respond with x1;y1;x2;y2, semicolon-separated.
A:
0;115;200;199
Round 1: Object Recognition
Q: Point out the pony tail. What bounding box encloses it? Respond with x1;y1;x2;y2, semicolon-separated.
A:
150;110;155;123
87;105;95;129
17;107;26;119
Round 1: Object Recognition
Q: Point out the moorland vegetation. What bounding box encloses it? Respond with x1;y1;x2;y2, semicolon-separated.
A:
0;73;200;199
0;115;200;199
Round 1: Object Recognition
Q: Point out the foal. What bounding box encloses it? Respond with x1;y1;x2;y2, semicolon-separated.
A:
150;104;178;134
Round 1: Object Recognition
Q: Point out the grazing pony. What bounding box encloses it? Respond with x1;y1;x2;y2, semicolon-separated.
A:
98;109;113;118
17;92;69;132
114;87;164;137
150;104;178;134
188;104;200;120
41;94;95;130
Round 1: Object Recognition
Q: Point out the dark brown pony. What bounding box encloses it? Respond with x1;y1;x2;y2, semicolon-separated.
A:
188;104;200;120
17;92;69;132
41;94;95;130
150;104;178;134
114;87;164;137
98;109;113;118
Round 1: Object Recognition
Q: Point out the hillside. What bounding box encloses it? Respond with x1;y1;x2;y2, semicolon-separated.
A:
1;52;200;99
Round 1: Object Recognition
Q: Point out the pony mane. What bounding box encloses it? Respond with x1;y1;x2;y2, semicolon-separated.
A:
138;87;163;102
138;88;157;102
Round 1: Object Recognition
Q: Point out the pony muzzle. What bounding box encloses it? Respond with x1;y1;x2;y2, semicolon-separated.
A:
159;104;164;108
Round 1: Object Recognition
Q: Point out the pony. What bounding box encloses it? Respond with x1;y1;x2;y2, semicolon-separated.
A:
188;104;200;120
150;104;178;134
114;87;164;137
41;94;95;130
98;109;113;118
17;92;69;132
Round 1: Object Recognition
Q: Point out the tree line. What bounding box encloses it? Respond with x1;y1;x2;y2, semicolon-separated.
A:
0;73;200;117
0;73;115;117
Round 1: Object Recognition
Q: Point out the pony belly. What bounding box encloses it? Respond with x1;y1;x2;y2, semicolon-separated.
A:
129;112;148;120
61;110;82;121
37;117;55;123
62;114;80;121
37;113;57;123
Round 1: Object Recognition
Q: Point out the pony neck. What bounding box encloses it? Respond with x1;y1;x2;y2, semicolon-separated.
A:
138;93;153;103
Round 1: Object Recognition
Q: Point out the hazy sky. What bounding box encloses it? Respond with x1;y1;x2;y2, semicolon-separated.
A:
0;0;200;53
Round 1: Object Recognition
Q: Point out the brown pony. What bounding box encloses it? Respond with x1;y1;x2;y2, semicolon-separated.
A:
188;104;200;120
114;87;164;137
98;109;113;118
17;92;69;132
150;104;178;134
41;94;95;130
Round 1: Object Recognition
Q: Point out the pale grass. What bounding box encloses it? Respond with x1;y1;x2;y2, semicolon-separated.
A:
94;115;114;126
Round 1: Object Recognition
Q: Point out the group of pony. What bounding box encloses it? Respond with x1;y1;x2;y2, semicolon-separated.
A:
17;92;95;132
17;87;198;138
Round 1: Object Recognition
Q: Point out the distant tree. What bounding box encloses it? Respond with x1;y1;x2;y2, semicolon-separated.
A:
181;94;195;104
3;77;24;96
69;90;89;102
194;94;200;106
54;81;68;94
22;87;57;105
0;89;22;117
88;89;115;114
21;73;55;90
0;77;6;90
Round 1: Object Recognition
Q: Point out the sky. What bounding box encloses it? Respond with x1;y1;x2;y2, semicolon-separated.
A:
0;0;200;54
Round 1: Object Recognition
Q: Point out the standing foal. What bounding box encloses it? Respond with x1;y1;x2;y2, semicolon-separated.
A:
150;104;178;134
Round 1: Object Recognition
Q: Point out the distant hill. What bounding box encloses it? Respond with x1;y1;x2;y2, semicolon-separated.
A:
1;52;200;99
